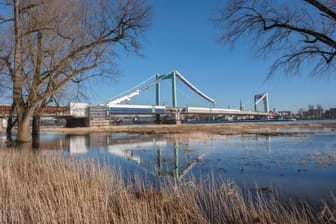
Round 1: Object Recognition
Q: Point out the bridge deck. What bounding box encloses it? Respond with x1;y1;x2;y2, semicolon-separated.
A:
107;105;269;116
179;107;269;116
0;104;269;118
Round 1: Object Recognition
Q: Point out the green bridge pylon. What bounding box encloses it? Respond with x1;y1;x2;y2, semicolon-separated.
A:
156;71;216;108
156;71;178;108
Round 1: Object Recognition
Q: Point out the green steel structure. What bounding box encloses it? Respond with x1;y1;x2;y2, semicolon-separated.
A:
107;70;215;108
155;71;215;108
156;71;178;107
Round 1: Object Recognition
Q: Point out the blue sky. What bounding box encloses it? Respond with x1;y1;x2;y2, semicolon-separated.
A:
89;0;335;112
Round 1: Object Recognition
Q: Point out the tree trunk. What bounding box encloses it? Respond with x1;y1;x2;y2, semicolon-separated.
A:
6;103;16;142
16;114;31;143
32;109;41;149
13;0;30;143
6;116;13;142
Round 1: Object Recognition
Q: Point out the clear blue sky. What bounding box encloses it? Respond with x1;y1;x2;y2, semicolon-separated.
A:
89;0;335;112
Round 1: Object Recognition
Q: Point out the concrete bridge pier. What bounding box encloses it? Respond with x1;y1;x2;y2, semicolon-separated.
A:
167;109;181;125
158;108;182;125
155;114;161;124
174;111;182;125
0;118;7;131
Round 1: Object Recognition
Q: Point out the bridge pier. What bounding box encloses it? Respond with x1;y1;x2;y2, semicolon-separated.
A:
0;118;8;131
155;114;161;124
174;111;182;125
162;108;182;125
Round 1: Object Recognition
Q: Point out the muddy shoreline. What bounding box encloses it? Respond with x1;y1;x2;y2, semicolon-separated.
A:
42;122;336;136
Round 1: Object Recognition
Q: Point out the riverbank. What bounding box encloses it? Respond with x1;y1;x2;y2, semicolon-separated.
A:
42;121;336;136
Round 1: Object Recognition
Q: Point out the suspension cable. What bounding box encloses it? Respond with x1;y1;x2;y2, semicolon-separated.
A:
105;74;156;103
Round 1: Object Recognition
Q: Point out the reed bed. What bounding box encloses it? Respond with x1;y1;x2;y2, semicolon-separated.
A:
0;148;335;223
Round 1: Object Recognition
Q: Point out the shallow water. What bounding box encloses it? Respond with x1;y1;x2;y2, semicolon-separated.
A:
31;129;336;204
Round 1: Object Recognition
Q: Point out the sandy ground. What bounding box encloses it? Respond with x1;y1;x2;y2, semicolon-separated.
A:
42;121;336;137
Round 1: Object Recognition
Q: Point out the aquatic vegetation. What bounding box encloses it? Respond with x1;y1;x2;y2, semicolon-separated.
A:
0;148;335;223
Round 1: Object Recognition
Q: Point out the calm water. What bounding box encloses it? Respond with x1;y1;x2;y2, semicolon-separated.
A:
3;125;335;204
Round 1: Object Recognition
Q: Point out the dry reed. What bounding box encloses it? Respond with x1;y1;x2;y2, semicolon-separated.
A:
0;148;335;223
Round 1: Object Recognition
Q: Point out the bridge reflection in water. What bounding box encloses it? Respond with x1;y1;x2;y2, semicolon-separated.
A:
41;132;209;180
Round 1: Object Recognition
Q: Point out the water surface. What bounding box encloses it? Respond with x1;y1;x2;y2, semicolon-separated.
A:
35;129;336;204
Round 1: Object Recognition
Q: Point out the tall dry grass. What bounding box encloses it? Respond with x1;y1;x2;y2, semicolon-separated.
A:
0;147;335;223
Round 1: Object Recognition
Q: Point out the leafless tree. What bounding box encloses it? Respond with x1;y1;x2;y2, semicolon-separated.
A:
0;25;13;96
316;104;324;118
0;27;17;140
215;0;336;77
297;108;306;117
0;0;151;144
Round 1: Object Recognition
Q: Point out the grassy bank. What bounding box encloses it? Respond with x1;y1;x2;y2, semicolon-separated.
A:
43;121;336;136
0;148;335;223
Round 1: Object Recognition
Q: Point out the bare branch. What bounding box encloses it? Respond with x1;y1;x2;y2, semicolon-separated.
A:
262;20;336;49
0;0;151;142
304;0;336;21
0;16;13;24
19;2;43;13
215;0;336;77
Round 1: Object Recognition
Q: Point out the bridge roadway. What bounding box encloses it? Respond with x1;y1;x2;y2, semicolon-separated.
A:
108;104;269;117
0;105;269;118
0;105;269;129
171;106;269;116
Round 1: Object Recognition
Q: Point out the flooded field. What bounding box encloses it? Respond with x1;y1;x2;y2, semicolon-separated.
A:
35;128;336;204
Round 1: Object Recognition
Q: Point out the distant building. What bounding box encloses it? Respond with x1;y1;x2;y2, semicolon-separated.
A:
278;111;294;118
297;106;336;120
325;108;336;119
303;108;324;119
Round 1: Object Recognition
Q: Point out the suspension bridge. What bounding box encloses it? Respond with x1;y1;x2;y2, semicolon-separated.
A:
0;70;270;128
88;70;269;125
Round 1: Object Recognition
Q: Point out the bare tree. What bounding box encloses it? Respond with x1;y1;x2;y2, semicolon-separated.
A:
215;0;336;77
316;104;324;118
0;43;12;94
0;23;17;140
308;104;315;118
297;107;306;117
0;0;151;144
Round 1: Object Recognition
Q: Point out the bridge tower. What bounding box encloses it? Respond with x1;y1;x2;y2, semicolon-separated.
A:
254;93;269;113
156;71;179;123
156;71;178;108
